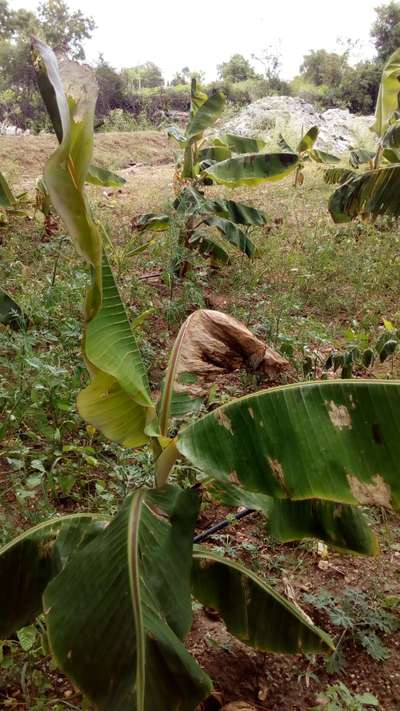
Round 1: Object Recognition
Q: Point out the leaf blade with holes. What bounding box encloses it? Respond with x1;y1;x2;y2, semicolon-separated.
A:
44;487;211;711
177;380;400;508
328;165;400;222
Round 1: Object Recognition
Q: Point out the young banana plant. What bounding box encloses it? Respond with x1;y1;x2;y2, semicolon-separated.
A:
278;126;339;186
326;48;400;222
2;39;400;711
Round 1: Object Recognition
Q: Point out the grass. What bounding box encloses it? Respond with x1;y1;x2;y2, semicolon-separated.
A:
1;130;400;709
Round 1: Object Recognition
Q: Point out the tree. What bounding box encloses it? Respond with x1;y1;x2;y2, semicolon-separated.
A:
371;1;400;63
0;0;95;129
170;66;191;86
300;49;349;86
121;62;164;90
95;55;125;117
217;54;259;83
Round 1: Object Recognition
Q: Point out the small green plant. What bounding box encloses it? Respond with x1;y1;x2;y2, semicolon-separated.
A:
278;126;339;187
304;587;399;672
312;681;379;710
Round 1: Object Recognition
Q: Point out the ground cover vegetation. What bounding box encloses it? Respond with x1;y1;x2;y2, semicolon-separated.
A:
1;10;400;711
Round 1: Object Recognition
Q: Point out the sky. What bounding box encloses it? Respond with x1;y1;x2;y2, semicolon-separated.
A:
9;0;392;81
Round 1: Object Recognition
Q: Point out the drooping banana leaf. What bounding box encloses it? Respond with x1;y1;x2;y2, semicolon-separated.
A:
0;514;108;638
86;164;126;188
207;480;378;556
193;234;231;264
328;164;400;222
205;216;256;257
220;132;266;154
203;153;298;187
177;380;400;509
297;125;319;153
209;198;267;225
372;48;400;137
44;486;211;711
192;548;333;653
186;92;225;140
0;289;25;329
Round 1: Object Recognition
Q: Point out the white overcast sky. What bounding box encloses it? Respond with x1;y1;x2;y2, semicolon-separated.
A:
9;0;392;81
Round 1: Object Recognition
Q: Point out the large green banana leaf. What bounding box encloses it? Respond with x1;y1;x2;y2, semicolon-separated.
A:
328;164;400;222
220;132;266;154
0;289;24;329
204;153;298;187
297;125;319;153
372;48;400;136
0;514;108;638
192;548;333;653
208;481;378;555
44;487;211;711
324;167;357;186
186;92;225;140
177;380;400;508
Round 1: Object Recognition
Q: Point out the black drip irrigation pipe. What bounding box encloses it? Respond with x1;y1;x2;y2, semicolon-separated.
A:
193;507;256;543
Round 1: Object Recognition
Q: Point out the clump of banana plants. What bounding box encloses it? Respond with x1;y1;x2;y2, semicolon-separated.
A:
278;126;339;186
326;48;400;222
168;77;299;187
2;39;400;711
133;184;269;273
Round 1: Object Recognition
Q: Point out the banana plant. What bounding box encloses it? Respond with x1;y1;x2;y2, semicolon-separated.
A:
327;49;400;222
0;170;29;221
2;39;400;711
133;184;269;272
278;126;339;186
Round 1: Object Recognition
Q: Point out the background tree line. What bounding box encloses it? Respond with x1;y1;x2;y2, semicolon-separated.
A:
1;0;400;131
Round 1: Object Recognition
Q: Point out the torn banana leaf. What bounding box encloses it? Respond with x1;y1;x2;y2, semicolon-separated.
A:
328;164;400;222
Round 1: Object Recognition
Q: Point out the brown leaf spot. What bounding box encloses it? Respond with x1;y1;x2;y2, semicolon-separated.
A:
228;471;240;484
347;473;392;508
267;456;288;494
328;401;352;430
215;408;234;434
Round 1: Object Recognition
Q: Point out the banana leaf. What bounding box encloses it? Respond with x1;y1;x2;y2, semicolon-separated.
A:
323;168;356;185
328;164;400;222
204;153;299;187
186;92;225;140
133;213;170;232
177;380;400;509
192;548;333;653
372;48;400;136
0;514;108;638
205;216;255;257
220;132;266;154
208;480;378;556
297;125;319;153
44;487;211;711
86;164;126;187
209;197;267;225
0;289;25;329
0;171;15;208
309;148;340;164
